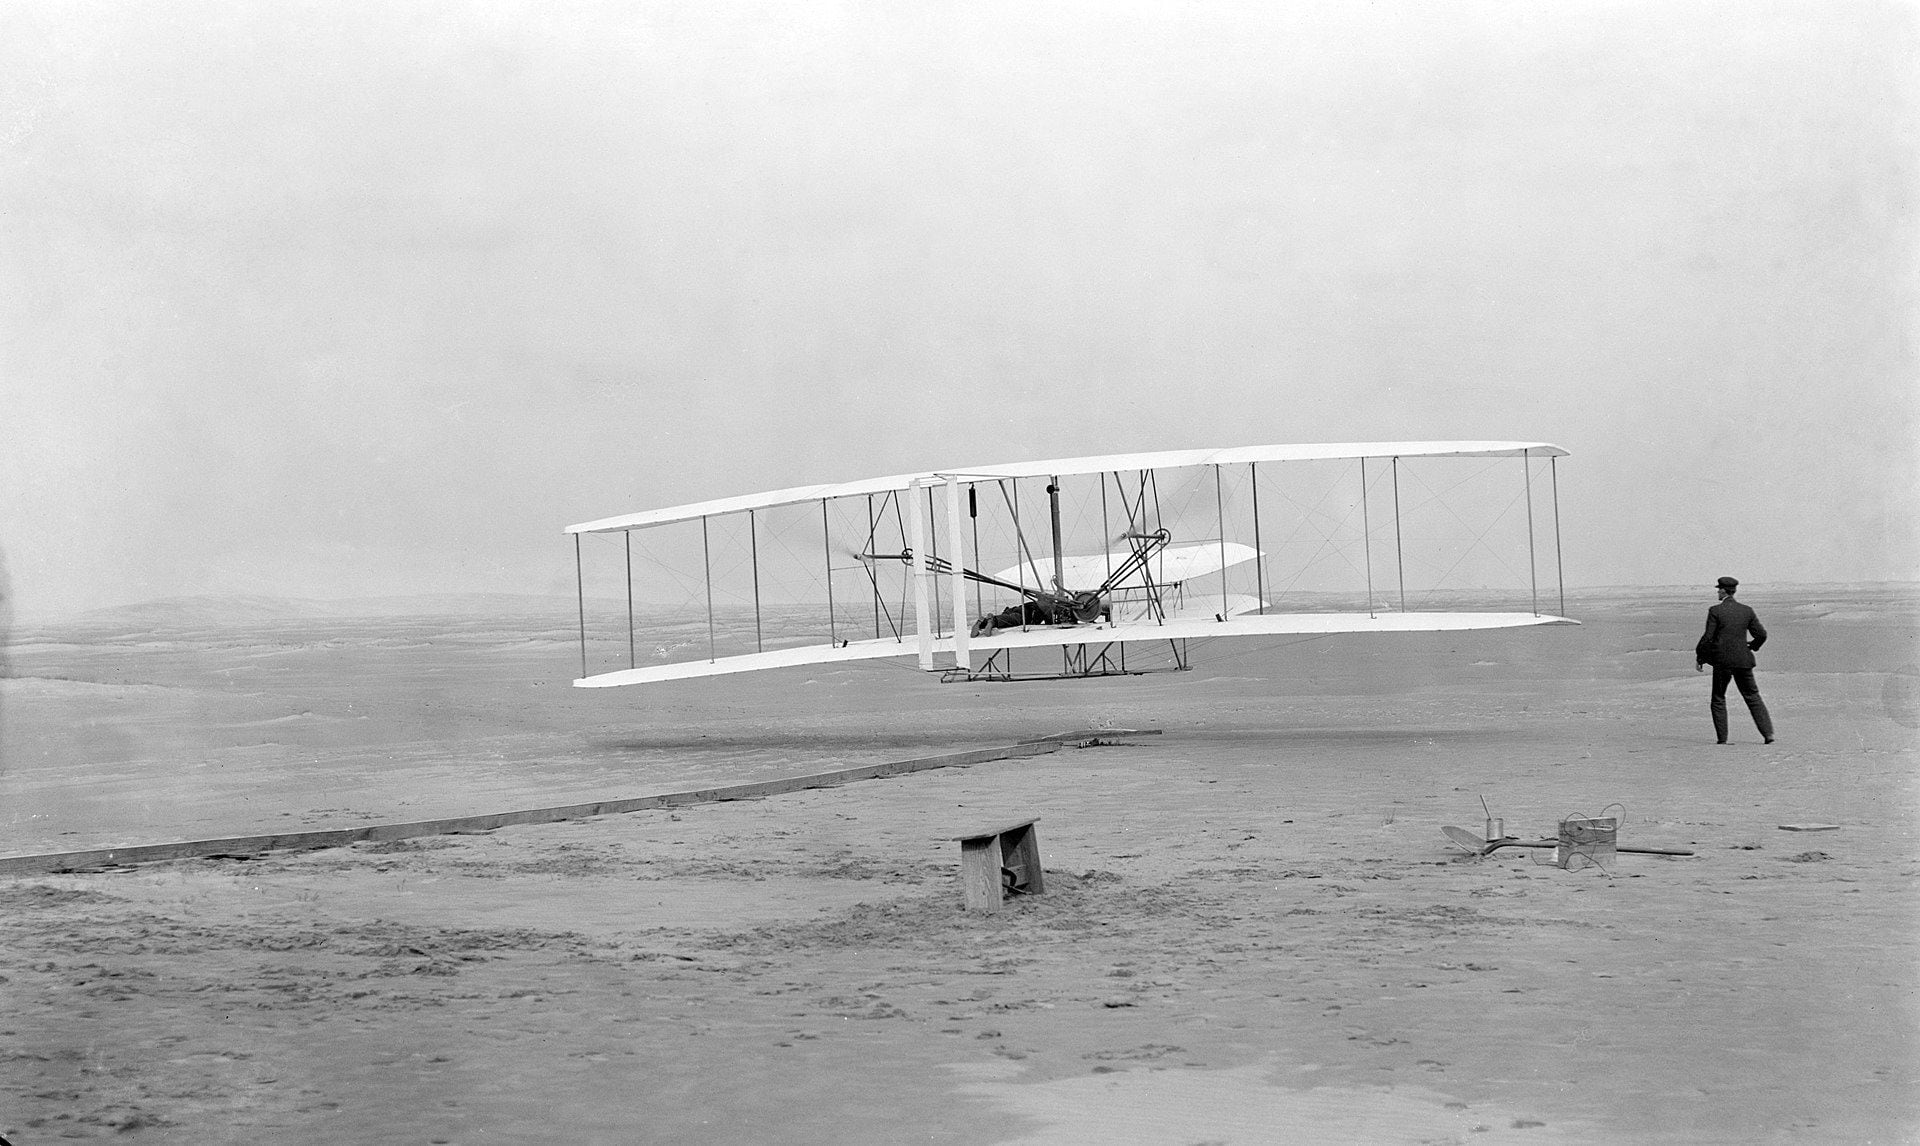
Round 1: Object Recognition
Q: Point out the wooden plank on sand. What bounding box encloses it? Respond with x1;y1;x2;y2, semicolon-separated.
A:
0;729;1155;877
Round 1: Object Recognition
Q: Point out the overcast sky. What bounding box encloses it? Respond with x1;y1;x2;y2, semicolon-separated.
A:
2;0;1913;621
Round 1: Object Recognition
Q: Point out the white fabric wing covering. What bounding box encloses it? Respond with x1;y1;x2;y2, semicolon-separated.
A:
566;440;1567;534
573;611;1578;686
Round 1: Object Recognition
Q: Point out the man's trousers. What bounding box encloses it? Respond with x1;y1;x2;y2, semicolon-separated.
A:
1710;665;1775;742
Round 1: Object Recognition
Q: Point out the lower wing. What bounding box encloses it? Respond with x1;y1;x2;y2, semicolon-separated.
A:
574;611;1578;687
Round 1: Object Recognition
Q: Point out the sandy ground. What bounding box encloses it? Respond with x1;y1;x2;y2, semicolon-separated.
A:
1;585;1915;1143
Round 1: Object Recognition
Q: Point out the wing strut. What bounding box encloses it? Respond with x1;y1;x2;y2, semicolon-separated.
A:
1006;480;1032;630
1105;469;1167;624
1523;449;1539;616
702;516;715;662
1214;465;1229;620
1100;473;1122;633
1361;459;1375;618
946;476;971;671
821;499;837;647
866;495;880;638
1250;461;1266;614
924;484;943;638
1551;456;1566;617
857;491;908;643
575;533;586;679
748;510;763;653
1392;457;1406;612
910;479;933;671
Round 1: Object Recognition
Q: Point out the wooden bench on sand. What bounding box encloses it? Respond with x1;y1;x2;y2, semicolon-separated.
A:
954;817;1044;913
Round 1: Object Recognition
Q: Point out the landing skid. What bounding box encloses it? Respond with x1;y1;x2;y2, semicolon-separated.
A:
941;640;1192;683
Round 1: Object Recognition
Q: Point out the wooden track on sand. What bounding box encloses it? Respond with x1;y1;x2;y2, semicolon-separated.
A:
0;729;1157;878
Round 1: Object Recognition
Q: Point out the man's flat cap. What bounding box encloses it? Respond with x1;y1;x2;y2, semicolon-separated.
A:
1715;576;1739;591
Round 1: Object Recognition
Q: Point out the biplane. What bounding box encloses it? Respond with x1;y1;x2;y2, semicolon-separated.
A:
565;441;1576;686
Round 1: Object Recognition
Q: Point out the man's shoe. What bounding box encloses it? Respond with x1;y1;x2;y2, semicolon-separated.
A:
1764;737;1775;744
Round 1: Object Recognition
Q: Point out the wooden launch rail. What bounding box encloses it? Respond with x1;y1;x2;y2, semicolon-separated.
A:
0;729;1158;878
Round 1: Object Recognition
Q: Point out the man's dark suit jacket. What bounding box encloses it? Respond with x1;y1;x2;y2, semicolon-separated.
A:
1695;598;1768;669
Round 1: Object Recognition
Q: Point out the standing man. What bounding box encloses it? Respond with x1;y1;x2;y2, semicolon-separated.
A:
1695;576;1776;744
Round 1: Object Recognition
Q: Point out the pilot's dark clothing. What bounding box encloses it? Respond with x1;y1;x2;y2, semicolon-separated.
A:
1695;597;1774;743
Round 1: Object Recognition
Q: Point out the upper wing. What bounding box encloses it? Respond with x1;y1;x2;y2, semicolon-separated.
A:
565;441;1568;534
573;610;1579;687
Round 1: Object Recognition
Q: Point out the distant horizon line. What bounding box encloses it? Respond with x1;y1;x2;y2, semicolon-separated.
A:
13;581;1916;627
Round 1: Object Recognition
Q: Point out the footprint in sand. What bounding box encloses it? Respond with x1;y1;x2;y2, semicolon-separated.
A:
1883;666;1920;728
